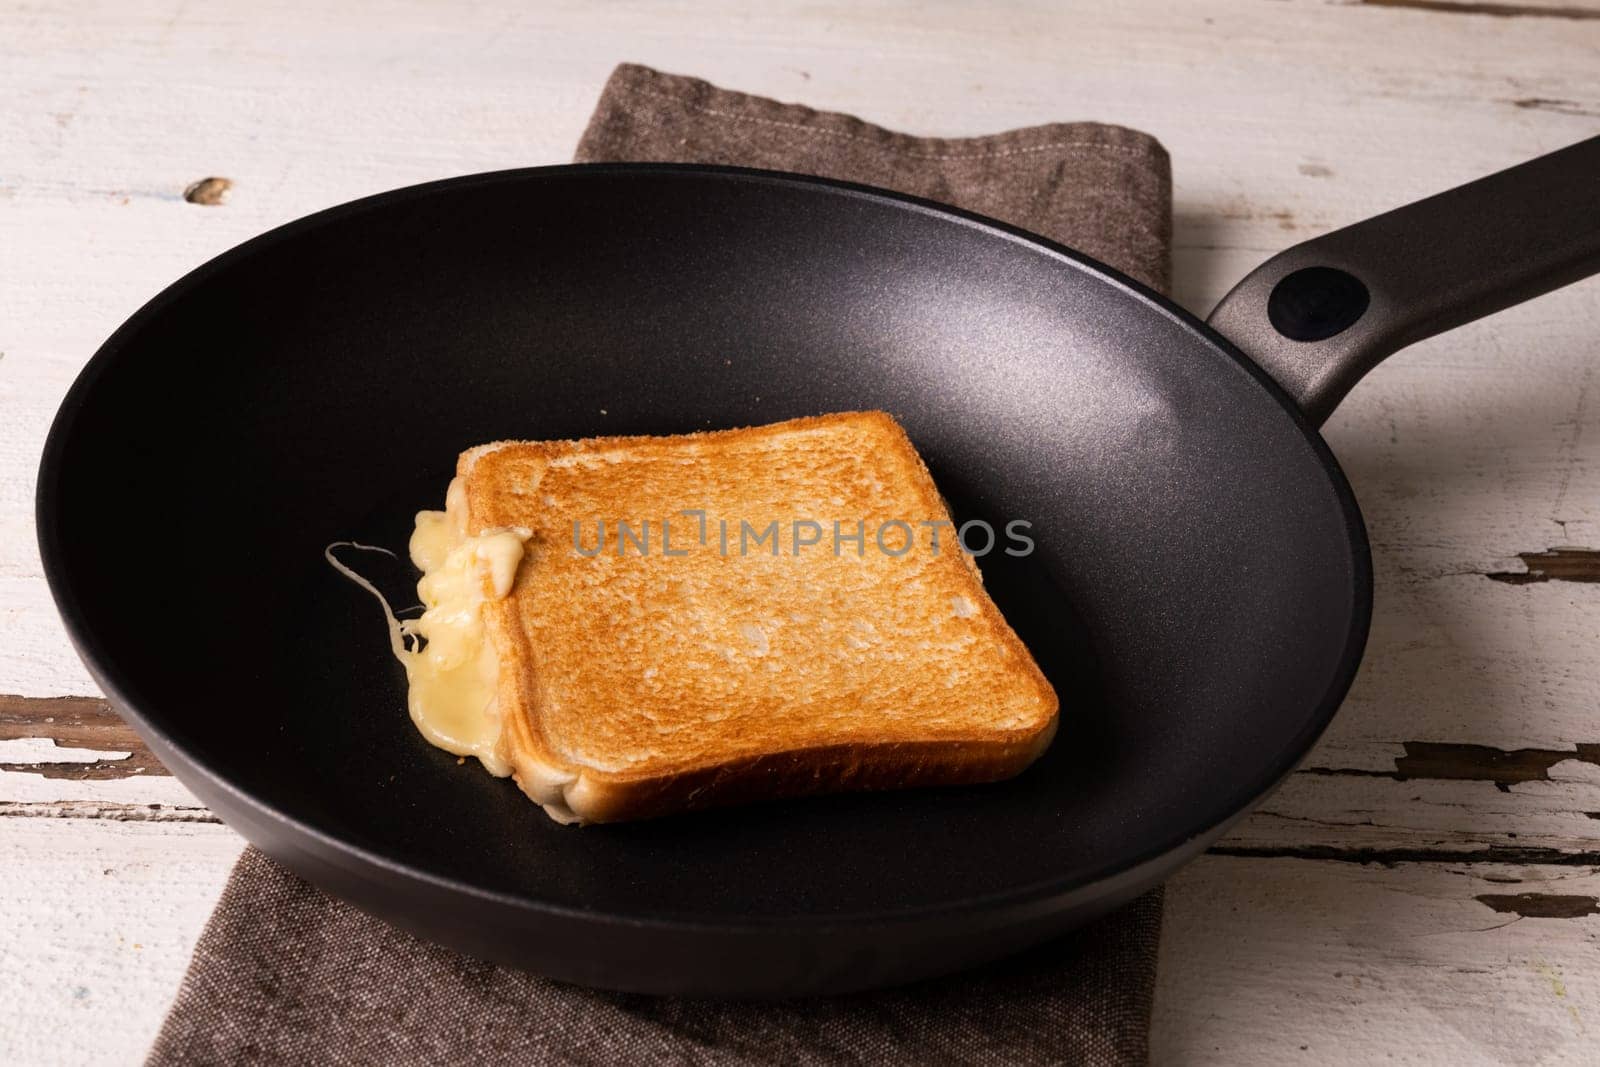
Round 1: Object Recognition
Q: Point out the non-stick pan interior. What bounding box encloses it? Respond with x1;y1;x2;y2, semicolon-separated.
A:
41;167;1367;923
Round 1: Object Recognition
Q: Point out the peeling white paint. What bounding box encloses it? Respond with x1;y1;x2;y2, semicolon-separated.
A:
0;739;131;765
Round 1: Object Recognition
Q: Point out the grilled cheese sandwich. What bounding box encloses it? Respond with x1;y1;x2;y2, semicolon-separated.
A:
343;411;1059;824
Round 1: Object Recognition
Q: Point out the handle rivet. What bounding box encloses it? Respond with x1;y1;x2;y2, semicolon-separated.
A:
1268;266;1370;342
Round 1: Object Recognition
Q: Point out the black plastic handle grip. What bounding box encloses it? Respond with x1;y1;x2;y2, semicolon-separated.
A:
1207;136;1600;426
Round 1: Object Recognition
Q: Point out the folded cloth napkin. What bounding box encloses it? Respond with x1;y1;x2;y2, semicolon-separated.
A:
148;63;1172;1067
577;64;1170;292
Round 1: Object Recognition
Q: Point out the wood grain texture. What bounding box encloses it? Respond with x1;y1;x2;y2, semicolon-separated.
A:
6;819;1600;1067
11;692;1600;859
1361;0;1600;19
1;0;1597;1063
1155;857;1600;1065
0;819;239;1066
1486;548;1600;583
0;696;159;780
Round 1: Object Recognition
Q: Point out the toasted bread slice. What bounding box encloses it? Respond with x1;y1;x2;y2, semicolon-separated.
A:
459;411;1058;823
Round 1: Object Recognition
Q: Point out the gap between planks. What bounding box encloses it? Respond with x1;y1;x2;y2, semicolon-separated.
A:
6;694;1600;863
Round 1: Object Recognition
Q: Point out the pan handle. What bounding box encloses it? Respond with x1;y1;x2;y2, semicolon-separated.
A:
1206;136;1600;426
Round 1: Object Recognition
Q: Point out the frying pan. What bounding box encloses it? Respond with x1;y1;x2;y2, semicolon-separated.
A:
37;137;1600;997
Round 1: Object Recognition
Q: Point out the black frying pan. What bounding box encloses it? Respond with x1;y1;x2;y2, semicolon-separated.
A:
37;138;1600;997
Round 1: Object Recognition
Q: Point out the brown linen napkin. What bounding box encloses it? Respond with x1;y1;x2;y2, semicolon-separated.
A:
577;64;1170;292
149;64;1172;1067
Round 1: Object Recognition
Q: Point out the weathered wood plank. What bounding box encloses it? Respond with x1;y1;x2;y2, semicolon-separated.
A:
0;818;240;1066
4;815;1598;1066
1360;0;1600;20
1154;856;1600;1065
5;690;1599;860
0;696;160;780
1486;548;1600;584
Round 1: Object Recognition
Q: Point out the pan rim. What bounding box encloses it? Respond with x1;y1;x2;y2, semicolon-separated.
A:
36;162;1374;932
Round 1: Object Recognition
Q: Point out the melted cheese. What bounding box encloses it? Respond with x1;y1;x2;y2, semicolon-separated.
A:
325;478;527;777
399;477;528;777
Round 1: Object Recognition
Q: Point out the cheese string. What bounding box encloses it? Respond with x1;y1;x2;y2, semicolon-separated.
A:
323;541;421;658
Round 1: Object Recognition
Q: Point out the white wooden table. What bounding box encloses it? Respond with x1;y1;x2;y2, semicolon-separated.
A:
4;2;1598;1062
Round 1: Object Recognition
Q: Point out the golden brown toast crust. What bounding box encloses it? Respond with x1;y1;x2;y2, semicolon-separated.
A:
460;412;1058;823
